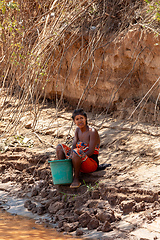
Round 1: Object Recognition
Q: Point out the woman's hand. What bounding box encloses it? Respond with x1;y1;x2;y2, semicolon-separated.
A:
69;151;73;159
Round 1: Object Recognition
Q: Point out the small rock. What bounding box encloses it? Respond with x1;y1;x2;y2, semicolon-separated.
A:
37;206;46;215
25;122;32;129
101;221;113;232
47;189;58;198
86;200;98;208
48;201;64;214
107;193;118;206
41;188;49;198
152;201;160;209
97;200;109;209
74;208;83;216
76;228;83;236
58;221;63;228
97;224;103;231
0;165;5;173
133;201;145;212
120;200;135;214
35;219;43;224
27;203;36;211
87;217;99;230
31;187;39;197
92;190;100;199
96;208;115;223
24;200;32;208
63;222;79;232
78;212;91;227
55;209;66;221
2;176;10;183
31;207;37;214
56;228;63;232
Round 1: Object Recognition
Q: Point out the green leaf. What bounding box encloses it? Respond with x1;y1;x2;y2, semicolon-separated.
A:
2;6;6;14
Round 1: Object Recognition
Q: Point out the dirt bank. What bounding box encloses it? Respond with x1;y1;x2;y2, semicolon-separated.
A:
0;105;160;239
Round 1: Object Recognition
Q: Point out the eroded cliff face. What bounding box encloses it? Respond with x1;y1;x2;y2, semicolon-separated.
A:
1;0;159;124
44;25;160;119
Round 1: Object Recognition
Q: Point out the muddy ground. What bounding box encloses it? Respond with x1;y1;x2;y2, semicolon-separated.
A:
0;105;160;240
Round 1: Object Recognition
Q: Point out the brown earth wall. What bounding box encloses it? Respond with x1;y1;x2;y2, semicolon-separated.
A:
44;26;160;111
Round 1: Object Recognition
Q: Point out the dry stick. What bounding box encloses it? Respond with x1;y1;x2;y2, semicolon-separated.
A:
73;27;101;85
65;51;104;140
60;13;116;134
5;79;47;138
42;0;59;38
131;27;143;59
31;0;97;57
39;60;60;132
97;46;150;130
55;37;84;110
137;83;159;123
51;29;85;111
1;74;32;135
30;77;46;130
32;89;48;131
0;55;5;63
26;3;75;116
154;92;160;122
4;88;30;135
78;30;106;106
22;61;49;130
1;64;10;89
24;1;58;35
0;66;19;120
81;30;99;67
0;0;148;135
80;53;104;107
77;57;95;108
128;77;160;120
32;8;67;55
49;4;67;34
27;0;104;109
95;35;132;116
33;1;65;52
33;131;45;145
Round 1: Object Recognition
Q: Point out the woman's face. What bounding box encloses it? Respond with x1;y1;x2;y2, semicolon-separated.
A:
74;114;87;128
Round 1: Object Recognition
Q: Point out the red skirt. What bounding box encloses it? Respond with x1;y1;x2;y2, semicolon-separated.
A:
59;143;98;173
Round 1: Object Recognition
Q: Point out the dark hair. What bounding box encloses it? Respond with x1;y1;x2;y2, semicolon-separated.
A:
72;108;88;124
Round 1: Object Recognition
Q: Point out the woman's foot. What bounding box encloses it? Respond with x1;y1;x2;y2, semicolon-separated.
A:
70;178;81;188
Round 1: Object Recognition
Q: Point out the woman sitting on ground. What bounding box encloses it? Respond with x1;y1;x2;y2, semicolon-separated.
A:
56;108;100;188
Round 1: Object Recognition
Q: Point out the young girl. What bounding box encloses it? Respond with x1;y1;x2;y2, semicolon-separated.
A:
56;109;100;188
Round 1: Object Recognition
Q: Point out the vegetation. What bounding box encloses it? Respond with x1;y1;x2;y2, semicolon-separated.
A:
0;0;159;135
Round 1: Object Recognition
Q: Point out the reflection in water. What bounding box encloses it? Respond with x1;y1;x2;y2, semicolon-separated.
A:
0;210;81;240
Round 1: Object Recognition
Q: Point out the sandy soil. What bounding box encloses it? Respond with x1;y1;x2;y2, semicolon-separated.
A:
0;105;160;240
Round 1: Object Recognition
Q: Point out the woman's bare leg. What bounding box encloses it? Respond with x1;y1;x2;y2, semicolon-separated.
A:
56;145;65;159
70;152;82;188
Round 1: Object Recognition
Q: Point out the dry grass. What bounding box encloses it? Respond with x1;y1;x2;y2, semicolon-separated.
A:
0;0;159;135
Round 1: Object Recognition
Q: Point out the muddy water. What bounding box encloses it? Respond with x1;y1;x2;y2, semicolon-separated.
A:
0;210;81;240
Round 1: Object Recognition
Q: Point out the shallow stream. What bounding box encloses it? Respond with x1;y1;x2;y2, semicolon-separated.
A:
0;189;81;240
0;209;80;240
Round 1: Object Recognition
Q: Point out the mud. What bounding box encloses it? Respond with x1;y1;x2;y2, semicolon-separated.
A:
0;106;160;239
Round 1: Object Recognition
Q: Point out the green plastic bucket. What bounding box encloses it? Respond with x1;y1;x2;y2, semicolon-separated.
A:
48;159;73;185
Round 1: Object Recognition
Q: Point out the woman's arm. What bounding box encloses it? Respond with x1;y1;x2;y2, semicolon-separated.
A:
69;128;79;158
85;128;100;156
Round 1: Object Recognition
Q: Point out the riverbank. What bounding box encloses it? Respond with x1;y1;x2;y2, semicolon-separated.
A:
0;107;160;239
